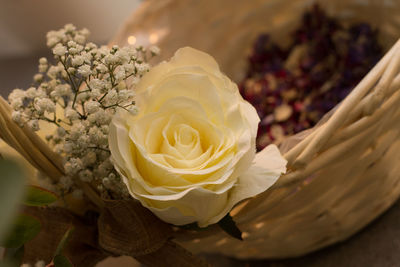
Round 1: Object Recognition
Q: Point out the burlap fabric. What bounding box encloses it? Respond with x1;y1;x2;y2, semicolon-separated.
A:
22;200;210;267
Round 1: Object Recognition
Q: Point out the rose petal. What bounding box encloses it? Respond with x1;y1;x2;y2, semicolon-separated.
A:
109;47;287;227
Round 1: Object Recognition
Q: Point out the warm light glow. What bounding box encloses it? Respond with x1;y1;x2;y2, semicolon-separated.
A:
242;232;249;239
127;35;136;45
216;238;227;246
149;33;159;44
254;222;265;229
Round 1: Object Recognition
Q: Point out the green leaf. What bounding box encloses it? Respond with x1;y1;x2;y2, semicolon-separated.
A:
53;254;73;267
218;213;243;241
24;185;58;206
0;159;26;243
54;226;74;257
0;260;15;267
3;214;41;248
3;246;24;266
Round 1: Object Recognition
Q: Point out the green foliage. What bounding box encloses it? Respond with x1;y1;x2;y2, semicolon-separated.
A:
53;254;73;267
3;246;24;266
218;213;243;241
0;261;15;267
54;226;74;257
24;185;58;206
0;159;26;243
2;214;41;248
51;226;74;267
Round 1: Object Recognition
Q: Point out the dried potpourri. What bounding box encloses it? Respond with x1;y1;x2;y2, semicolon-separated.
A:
239;5;383;151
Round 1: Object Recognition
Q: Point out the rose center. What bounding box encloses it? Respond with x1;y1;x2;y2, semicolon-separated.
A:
170;124;203;159
177;125;196;145
149;112;222;169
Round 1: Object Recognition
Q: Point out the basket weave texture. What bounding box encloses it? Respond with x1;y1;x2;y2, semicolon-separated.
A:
111;0;400;259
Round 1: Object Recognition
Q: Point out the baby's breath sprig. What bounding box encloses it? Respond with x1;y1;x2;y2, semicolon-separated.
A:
8;24;159;198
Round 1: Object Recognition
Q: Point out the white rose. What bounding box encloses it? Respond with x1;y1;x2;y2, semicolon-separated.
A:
109;47;286;227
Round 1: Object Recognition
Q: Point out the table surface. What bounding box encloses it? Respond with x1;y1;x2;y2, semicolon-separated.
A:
1;55;399;267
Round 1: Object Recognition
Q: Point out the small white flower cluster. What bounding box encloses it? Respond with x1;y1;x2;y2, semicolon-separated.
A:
9;24;159;198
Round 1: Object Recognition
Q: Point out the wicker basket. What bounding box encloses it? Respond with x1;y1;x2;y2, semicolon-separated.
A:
111;0;400;259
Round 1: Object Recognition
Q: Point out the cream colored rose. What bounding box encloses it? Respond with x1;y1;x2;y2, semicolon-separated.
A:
109;47;286;227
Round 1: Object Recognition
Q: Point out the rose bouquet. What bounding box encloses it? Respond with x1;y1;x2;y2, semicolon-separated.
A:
0;24;286;266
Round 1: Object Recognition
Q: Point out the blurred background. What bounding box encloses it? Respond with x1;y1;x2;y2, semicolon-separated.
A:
0;0;141;94
1;1;400;266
